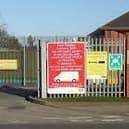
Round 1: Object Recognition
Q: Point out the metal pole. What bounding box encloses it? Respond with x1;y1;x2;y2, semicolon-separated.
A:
37;40;40;98
41;41;47;98
123;37;126;97
39;40;42;98
23;37;26;86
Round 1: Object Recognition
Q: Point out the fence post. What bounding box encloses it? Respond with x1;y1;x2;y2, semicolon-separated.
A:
37;40;40;98
38;40;47;98
41;41;47;98
23;37;26;86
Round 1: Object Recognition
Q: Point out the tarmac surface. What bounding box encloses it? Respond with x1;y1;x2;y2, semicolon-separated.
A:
0;86;129;129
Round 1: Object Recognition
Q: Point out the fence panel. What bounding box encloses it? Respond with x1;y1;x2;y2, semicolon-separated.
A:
25;47;37;85
0;49;23;86
46;37;125;98
0;36;125;98
86;38;125;97
0;47;38;86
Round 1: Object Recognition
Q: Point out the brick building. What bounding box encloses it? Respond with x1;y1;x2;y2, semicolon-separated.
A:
89;11;129;97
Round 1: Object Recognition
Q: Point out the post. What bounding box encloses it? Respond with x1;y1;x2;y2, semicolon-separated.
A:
37;40;40;98
38;40;42;98
23;38;26;86
41;41;47;98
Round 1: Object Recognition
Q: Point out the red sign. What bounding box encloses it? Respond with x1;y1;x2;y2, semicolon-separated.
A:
47;42;86;94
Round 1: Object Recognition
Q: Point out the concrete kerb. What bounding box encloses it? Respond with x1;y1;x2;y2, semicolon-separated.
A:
26;96;46;105
26;96;58;108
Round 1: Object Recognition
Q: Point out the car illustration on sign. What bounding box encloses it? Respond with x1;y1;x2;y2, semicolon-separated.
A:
54;71;79;82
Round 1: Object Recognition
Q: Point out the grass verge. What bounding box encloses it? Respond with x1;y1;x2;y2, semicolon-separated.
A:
43;96;129;102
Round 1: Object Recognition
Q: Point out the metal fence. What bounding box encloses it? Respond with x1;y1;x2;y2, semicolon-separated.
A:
0;49;23;85
85;38;125;97
45;37;126;98
0;47;38;86
0;36;126;98
0;36;77;86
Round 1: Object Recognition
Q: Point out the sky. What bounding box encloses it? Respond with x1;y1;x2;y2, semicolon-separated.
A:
0;0;128;36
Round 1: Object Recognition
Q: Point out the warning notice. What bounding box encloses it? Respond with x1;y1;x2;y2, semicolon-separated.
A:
47;42;85;94
87;51;107;79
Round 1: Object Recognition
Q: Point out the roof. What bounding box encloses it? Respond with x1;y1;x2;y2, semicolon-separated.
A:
101;11;129;30
89;11;129;36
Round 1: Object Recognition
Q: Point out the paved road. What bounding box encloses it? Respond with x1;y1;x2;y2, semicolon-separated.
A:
0;123;129;129
0;87;129;128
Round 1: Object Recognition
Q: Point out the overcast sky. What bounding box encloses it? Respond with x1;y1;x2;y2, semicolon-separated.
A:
0;0;128;36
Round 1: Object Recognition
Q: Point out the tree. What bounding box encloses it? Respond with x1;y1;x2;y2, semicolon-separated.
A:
0;27;22;49
7;36;22;49
27;35;35;47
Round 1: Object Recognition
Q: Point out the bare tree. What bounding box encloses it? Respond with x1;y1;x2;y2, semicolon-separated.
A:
27;35;35;47
0;27;21;49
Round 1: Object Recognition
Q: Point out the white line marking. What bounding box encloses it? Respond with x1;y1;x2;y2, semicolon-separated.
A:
70;119;94;123
84;120;94;122
42;117;62;120
70;120;82;122
102;119;124;122
68;116;92;120
102;115;121;118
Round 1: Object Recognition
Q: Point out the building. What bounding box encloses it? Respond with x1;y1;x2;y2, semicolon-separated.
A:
89;11;129;97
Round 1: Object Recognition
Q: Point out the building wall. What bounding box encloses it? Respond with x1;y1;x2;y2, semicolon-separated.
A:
105;31;124;39
126;34;129;97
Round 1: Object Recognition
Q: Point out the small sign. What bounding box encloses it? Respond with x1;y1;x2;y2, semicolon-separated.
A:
109;54;122;70
0;59;18;70
87;51;107;79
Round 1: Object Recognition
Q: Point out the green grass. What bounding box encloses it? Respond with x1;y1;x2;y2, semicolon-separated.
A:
44;96;129;102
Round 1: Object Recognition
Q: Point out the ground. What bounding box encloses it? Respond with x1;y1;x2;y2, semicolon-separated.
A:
0;86;129;129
